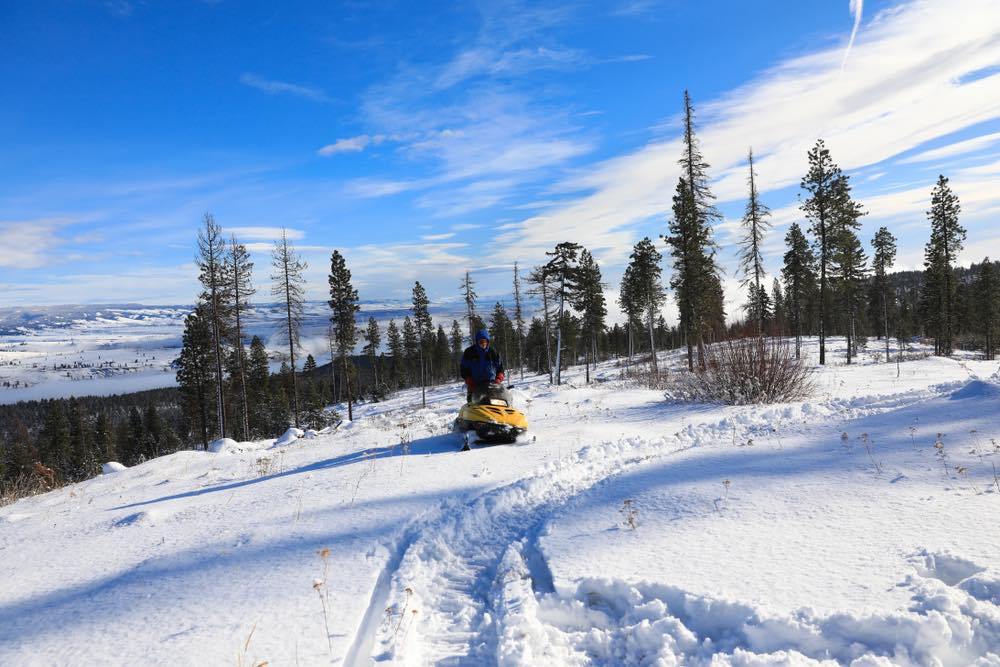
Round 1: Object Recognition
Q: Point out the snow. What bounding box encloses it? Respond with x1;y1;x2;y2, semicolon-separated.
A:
1;338;999;665
101;461;127;474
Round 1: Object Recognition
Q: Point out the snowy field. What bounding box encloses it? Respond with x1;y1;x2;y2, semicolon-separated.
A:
2;339;999;665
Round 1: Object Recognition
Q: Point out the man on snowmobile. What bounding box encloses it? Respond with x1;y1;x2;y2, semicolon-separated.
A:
459;329;505;404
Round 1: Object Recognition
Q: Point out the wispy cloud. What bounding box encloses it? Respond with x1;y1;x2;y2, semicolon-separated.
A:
239;73;332;103
0;218;74;269
317;134;386;156
841;0;864;71
228;227;304;241
898;130;1000;164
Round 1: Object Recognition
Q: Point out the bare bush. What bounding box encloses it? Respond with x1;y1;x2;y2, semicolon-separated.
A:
665;337;814;405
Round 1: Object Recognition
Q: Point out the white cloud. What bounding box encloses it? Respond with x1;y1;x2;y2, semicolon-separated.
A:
421;232;456;241
317;134;386;156
0;218;74;269
491;0;1000;274
899;131;1000;164
228;227;304;241
239;73;331;103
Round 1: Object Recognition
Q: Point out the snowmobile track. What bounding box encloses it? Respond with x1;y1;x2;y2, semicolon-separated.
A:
349;380;958;665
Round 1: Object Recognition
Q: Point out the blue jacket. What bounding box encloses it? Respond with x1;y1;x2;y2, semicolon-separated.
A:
459;344;504;384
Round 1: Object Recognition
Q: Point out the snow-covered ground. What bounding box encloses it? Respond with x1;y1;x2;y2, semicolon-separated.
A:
2;339;999;665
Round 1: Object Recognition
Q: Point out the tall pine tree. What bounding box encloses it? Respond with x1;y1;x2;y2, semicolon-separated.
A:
329;250;360;420
921;175;965;356
871;227;898;362
781;223;817;359
271;228;307;427
196;213;231;438
737;148;772;336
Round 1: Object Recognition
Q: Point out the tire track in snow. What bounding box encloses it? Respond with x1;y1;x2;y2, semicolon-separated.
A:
348;379;962;665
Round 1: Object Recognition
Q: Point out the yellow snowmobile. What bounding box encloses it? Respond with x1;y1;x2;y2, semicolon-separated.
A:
455;383;529;449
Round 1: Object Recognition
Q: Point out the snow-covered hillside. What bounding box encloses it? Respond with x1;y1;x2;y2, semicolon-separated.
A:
2;340;999;665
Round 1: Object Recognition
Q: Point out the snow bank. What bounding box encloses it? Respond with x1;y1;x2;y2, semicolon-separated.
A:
101;461;126;474
273;427;304;447
207;437;240;453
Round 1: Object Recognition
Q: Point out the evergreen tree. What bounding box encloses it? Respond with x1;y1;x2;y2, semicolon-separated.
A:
271;228;307;426
621;238;666;373
328;250;360;420
386;319;404;389
93;412;116;464
545;242;582;384
449;319;464;359
246;336;271;437
434;325;451;384
363;316;382;393
227;234;255;441
411;281;433;407
461;271;478;341
527;266;555;382
737;148;772;336
800;140;844;365
922;175;965;355
42;401;71;481
828;177;867;364
665;91;722;372
303;354;317;374
402;316;418;387
176;305;216;449
126;406;144;465
975;258;999;360
770;278;786;335
781;222;817;359
143;404;163;459
572;249;607;383
512;262;527;381
68;399;92;481
196;213;232;438
489;302;514;369
871;226;898;362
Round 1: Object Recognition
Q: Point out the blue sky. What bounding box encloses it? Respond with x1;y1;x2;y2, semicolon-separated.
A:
2;0;999;320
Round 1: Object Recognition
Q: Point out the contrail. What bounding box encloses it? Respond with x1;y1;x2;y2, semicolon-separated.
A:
840;0;864;71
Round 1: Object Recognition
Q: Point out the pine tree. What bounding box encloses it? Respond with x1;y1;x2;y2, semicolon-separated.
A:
800;140;844;365
545;242;581;385
411;281;433;407
246;336;271;437
196;213;232;438
68;399;91;481
93;412;116;464
434;325;450;384
828;176;867;364
512;262;527;381
328;250;360;420
489;302;513;370
738;148;772;336
624;238;666;373
770;278;786;335
303;354;317;374
526;266;555;381
227;235;255;442
126;406;144;465
363;316;382;392
871;227;898;362
461;271;478;341
781;222;817;359
143;404;163;459
975;258;999;360
386;319;404;389
572;249;607;383
271;228;307;427
449;319;464;359
922;175;965;356
176;304;216;449
402;316;418;387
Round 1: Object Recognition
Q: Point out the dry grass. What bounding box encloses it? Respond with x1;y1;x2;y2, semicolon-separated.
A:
665;337;814;405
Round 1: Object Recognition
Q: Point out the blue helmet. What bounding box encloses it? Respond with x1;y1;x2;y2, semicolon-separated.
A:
475;329;490;343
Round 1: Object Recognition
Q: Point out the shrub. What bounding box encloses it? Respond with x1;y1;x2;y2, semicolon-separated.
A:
665;337;814;405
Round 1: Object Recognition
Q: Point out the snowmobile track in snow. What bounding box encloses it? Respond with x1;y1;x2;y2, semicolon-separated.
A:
346;380;961;665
